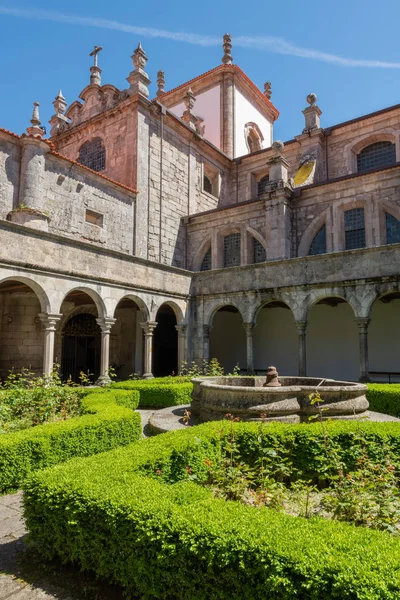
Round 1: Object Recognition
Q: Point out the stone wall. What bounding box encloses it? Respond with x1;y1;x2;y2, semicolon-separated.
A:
0;135;20;218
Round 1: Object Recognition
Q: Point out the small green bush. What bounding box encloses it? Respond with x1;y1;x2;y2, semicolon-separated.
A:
24;420;400;599
367;384;400;417
0;389;141;492
111;380;193;408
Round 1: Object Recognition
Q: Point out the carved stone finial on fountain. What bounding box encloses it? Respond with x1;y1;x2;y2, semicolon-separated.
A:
264;365;281;387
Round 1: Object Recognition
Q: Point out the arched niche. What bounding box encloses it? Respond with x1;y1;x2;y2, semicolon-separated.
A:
153;304;178;376
209;305;246;373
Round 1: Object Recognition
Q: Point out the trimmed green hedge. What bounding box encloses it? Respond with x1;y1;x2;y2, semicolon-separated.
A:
367;384;400;417
111;379;193;408
24;420;400;599
0;389;141;492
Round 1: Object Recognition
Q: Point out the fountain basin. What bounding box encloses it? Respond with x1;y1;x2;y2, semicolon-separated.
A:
191;376;368;423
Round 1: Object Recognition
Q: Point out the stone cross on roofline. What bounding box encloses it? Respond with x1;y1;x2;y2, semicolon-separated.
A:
89;45;103;67
89;45;103;86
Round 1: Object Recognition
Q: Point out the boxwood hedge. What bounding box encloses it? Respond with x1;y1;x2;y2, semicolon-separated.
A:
367;384;400;417
0;389;141;492
24;420;400;599
111;379;193;408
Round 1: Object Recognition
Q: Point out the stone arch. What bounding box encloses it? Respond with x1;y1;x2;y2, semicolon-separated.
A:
368;289;400;380
245;122;264;153
378;201;400;246
298;208;332;257
306;294;359;381
113;293;150;321
153;302;179;376
209;304;246;373
192;236;212;271
58;287;106;318
306;292;358;319
207;300;245;327
252;299;298;375
0;275;50;313
245;225;268;265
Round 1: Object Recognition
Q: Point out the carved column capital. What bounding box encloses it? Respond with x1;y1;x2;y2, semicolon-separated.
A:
243;322;255;335
140;321;158;336
295;320;308;335
175;323;187;337
355;317;370;332
39;313;62;332
203;324;212;338
96;317;116;334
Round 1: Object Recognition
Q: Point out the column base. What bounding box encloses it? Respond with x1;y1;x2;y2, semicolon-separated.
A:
142;373;154;380
95;375;111;386
359;374;371;383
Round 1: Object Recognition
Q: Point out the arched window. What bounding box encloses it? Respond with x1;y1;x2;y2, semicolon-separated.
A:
257;174;270;197
223;233;241;268
386;212;400;245
345;208;365;250
203;175;213;195
245;123;263;154
308;224;327;256
253;238;266;263
200;247;212;271
357;141;395;173
78;138;106;172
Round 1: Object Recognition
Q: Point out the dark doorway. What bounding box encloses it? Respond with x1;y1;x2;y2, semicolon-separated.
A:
61;314;101;382
153;305;177;376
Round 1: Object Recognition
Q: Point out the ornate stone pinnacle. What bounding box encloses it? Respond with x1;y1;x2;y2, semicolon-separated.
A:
89;45;102;86
53;90;67;115
264;81;272;100
184;87;196;111
156;70;165;97
26;101;44;138
222;33;233;65
306;93;317;106
132;42;148;71
272;140;284;156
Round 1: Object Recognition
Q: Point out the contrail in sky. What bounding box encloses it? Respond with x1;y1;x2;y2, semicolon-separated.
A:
1;6;400;69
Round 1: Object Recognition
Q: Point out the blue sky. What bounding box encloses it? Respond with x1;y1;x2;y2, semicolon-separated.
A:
0;0;399;142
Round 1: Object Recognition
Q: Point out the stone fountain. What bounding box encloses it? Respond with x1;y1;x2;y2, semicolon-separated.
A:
190;366;369;423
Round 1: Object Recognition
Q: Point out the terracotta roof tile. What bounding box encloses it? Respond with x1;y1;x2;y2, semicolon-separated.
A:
0;127;20;140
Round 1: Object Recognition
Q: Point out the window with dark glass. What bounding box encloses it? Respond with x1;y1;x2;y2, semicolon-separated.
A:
78;138;106;172
257;174;269;197
223;233;241;267
357;142;395;173
308;224;327;255
386;212;400;245
253;238;266;263
344;208;365;250
203;175;212;194
200;247;211;271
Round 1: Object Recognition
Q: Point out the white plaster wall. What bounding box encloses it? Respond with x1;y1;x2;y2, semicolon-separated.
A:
253;307;298;375
307;303;359;381
209;311;246;373
369;299;400;376
169;85;221;149
234;87;272;158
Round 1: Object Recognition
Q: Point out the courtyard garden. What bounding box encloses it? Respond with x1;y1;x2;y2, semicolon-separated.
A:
1;367;400;598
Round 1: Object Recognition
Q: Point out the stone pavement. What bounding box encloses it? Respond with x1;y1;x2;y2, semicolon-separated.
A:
0;409;156;600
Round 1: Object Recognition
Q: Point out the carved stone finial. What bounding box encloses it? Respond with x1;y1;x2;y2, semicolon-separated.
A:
127;42;151;97
184;87;196;111
26;102;44;138
263;366;281;388
89;45;102;85
53;90;67;115
156;70;165;97
306;92;317;106
222;33;233;65
302;93;322;133
272;140;284;156
264;81;272;100
132;42;148;71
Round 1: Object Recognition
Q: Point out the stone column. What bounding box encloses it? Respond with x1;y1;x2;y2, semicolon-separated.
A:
39;313;62;377
134;317;144;376
96;317;116;385
296;321;307;377
356;318;370;382
175;324;187;373
243;323;255;374
222;72;234;158
203;325;211;362
140;321;158;379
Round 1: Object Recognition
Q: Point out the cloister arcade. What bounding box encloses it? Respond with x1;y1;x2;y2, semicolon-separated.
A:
0;267;399;383
0;269;188;383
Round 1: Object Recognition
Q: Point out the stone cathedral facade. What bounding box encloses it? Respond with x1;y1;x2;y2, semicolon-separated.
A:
0;35;399;384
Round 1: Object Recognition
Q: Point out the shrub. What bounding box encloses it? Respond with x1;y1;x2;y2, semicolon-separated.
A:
0;389;140;492
111;380;193;408
367;384;400;417
24;420;400;599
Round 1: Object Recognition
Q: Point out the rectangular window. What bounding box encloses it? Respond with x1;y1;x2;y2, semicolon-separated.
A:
85;209;103;227
344;208;365;250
